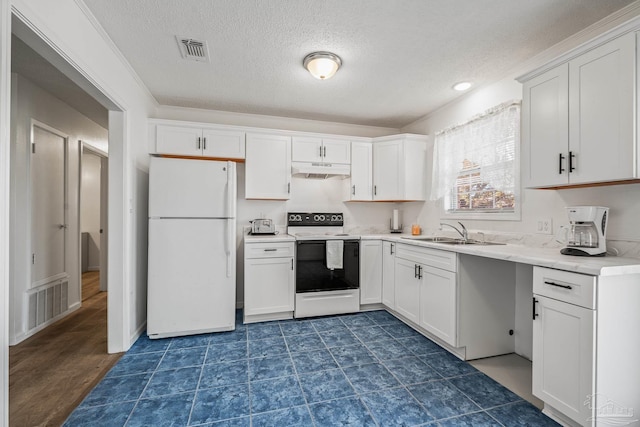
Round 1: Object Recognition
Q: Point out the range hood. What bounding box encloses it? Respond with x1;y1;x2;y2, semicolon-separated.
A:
291;162;350;179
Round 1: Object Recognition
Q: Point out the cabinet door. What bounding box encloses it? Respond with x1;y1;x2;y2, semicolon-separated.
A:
360;240;382;304
156;125;203;156
292;136;322;162
533;295;595;425
348;142;373;201
419;265;457;346
522;64;569;188
245;133;291;200
373;140;401;200
382;241;396;309
394;257;420;323
202;129;245;159
322;138;351;164
568;32;635;185
244;257;294;316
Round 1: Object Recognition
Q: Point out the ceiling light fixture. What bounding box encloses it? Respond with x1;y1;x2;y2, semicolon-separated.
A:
452;81;472;91
303;51;342;80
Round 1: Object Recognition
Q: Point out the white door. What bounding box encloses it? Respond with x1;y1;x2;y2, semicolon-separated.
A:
522;63;569;188
382;241;395;309
349;142;372;201
568;32;635;185
419;265;457;346
322;139;351;164
155;124;203;156
31;124;68;287
99;155;108;292
373;140;401;200
202;129;245;159
359;240;382;305
149;157;235;218
394;257;420;323
147;218;236;337
245;133;291;200
533;295;595;425
244;257;294;316
292;136;322;162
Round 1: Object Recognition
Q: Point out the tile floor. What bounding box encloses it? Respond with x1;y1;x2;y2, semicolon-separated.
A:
64;310;560;426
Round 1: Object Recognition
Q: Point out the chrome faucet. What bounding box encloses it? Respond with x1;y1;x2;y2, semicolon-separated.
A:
439;222;468;242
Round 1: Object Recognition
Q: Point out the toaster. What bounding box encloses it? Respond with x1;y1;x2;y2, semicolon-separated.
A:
250;219;276;234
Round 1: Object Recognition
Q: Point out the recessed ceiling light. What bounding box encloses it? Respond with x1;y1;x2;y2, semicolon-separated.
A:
452;81;472;91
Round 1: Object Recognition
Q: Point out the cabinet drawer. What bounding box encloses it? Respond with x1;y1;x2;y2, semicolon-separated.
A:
395;243;457;272
533;267;596;309
245;242;294;259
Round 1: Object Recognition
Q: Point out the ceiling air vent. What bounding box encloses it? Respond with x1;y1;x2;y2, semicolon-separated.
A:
176;36;210;62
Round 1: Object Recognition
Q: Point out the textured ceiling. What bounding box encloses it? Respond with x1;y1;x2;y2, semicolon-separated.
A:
81;0;634;128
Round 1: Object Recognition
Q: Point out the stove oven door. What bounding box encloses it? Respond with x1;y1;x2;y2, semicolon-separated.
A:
295;239;359;293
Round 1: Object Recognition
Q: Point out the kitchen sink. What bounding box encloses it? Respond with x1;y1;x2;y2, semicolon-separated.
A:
402;236;506;246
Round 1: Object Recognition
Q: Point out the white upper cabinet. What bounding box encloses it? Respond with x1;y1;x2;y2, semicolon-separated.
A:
346;141;373;201
151;122;245;159
372;135;428;201
245;133;291;200
292;136;350;164
520;31;637;188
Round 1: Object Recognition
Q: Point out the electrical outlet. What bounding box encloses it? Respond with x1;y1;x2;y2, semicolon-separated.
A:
536;217;553;234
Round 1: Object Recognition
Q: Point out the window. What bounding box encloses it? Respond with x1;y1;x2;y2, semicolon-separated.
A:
431;101;520;220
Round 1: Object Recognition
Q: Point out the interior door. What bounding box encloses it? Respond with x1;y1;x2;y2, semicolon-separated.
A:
31;124;68;287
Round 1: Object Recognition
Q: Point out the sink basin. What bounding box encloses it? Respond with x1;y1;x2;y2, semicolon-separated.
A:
402;236;506;246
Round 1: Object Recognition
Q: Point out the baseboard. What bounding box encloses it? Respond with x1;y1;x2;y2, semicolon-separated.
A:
87;266;100;272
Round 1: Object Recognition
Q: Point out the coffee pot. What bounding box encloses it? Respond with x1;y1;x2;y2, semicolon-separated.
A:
558;206;608;256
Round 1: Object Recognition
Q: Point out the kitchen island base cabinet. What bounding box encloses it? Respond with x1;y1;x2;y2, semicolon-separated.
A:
244;241;295;323
394;257;421;324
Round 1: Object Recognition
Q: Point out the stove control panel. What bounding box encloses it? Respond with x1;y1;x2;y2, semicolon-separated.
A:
288;212;343;226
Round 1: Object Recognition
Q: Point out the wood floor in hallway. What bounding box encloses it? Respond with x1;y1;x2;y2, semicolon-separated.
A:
9;272;123;427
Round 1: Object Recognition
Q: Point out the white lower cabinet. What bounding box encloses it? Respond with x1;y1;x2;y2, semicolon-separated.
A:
244;241;295;323
381;241;396;309
360;240;382;305
533;267;596;426
419;265;457;346
393;257;421;324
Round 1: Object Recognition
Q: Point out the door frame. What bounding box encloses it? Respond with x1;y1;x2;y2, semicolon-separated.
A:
81;142;108;292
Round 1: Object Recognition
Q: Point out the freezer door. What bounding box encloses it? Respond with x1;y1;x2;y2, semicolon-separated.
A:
149;157;236;218
147;218;236;338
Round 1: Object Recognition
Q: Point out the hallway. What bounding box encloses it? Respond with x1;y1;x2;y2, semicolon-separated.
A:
9;272;122;426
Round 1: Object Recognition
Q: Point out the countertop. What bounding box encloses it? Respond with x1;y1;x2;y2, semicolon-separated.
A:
243;231;640;276
368;234;640;277
243;232;295;243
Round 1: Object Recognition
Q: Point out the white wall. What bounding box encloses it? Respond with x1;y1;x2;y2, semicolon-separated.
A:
9;73;108;343
81;151;101;270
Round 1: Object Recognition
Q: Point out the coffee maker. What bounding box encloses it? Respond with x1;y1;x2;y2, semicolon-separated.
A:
560;206;608;257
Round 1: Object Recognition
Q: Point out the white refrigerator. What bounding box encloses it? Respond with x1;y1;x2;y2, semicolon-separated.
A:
147;157;236;339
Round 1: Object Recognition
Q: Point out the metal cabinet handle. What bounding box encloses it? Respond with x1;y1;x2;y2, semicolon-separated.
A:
390;243;394;255
569;151;575;173
417;265;423;279
203;137;207;150
544;280;572;290
532;297;539;320
287;182;291;194
197;137;201;150
414;264;418;278
291;259;294;270
558;153;565;174
352;185;356;195
319;146;323;158
323;146;326;157
374;185;377;196
263;248;277;252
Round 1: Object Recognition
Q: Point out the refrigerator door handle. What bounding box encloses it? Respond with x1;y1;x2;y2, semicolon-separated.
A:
225;219;233;278
225;162;236;217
